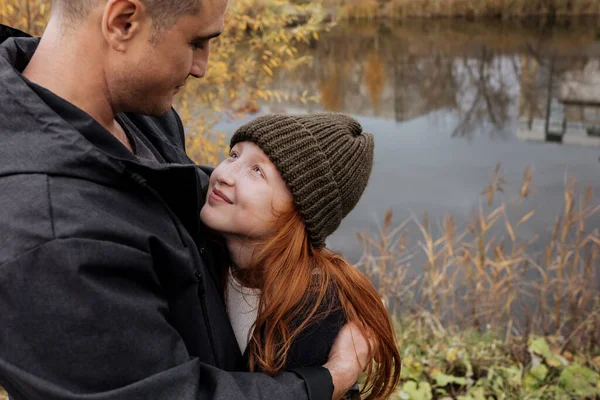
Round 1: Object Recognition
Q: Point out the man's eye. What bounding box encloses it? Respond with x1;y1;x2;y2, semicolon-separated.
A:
192;42;206;50
229;152;239;159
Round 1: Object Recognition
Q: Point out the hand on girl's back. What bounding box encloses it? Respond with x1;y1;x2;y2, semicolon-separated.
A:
324;322;375;400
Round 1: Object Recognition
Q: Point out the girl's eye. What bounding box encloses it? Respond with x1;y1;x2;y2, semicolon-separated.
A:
229;152;239;159
252;166;264;177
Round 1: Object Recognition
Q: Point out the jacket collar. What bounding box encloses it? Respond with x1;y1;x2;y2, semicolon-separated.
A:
0;30;127;184
0;24;30;44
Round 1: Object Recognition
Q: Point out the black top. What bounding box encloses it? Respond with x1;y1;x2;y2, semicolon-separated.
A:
285;290;346;368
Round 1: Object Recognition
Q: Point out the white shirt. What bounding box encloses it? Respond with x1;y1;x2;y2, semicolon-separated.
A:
226;271;261;354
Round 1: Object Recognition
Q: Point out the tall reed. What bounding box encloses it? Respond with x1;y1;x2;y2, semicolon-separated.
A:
357;165;600;353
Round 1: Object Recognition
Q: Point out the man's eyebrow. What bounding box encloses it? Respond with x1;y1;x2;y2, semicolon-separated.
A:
193;31;222;41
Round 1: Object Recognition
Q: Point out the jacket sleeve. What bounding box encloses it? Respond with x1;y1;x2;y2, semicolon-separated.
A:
0;238;332;400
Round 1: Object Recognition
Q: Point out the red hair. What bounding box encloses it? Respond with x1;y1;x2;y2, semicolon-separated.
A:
234;209;401;399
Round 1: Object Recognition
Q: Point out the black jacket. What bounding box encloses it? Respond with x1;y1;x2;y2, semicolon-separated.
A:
0;25;333;400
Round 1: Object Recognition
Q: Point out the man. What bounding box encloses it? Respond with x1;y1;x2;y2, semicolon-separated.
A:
0;1;371;399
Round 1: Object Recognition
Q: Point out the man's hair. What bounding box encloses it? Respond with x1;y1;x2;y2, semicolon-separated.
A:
52;0;202;30
51;0;93;23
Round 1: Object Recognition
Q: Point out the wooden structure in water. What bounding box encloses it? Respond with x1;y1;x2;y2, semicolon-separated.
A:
518;57;600;147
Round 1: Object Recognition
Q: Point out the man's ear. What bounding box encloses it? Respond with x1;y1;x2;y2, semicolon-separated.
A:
102;0;147;51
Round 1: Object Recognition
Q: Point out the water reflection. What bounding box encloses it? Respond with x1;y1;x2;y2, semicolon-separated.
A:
519;54;600;147
270;18;600;143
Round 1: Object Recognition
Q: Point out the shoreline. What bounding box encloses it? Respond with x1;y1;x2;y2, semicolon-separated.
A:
328;0;600;21
334;12;600;21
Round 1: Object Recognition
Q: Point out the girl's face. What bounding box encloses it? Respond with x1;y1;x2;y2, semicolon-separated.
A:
200;141;294;241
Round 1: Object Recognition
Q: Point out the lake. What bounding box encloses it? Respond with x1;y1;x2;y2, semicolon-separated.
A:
212;18;600;265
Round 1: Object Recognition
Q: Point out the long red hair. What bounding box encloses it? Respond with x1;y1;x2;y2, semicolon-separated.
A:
234;208;401;399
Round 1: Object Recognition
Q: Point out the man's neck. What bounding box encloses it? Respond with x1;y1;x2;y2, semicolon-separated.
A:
22;20;132;151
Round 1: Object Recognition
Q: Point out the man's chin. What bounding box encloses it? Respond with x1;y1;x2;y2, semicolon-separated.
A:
133;97;174;117
149;102;175;117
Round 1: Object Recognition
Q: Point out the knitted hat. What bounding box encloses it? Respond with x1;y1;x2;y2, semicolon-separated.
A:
230;113;374;248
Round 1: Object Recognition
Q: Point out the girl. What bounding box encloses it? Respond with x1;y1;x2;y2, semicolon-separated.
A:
200;113;401;399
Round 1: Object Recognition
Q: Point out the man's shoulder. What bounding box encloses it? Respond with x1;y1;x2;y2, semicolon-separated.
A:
0;173;54;266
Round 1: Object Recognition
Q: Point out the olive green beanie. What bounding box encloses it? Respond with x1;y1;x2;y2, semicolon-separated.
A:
230;113;374;248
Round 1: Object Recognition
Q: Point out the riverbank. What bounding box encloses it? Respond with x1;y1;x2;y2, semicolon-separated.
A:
323;0;600;20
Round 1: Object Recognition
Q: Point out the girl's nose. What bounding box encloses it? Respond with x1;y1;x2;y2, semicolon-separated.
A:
215;163;235;186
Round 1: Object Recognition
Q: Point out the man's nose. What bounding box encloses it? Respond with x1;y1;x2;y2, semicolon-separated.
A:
190;48;209;79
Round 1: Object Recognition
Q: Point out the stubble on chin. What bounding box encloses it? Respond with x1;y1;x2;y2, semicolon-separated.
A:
113;76;174;117
131;90;174;116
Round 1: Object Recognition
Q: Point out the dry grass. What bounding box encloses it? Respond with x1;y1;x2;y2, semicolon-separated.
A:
331;0;600;20
357;165;600;354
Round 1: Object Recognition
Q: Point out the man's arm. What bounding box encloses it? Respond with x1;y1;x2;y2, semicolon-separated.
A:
0;238;314;400
0;237;365;400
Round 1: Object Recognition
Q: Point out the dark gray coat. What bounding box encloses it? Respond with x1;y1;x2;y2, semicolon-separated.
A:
0;25;332;400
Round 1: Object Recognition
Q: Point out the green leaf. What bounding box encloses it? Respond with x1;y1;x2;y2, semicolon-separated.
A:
524;373;541;390
492;374;504;392
529;337;553;359
558;364;600;397
467;387;486;400
399;380;433;400
497;365;521;388
530;364;549;381
434;372;466;387
445;347;459;362
546;354;568;369
528;337;568;369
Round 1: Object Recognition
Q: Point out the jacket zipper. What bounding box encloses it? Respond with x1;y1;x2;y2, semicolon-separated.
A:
125;169;219;367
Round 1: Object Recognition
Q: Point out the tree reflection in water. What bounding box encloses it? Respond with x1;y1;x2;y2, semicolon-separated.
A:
270;18;600;143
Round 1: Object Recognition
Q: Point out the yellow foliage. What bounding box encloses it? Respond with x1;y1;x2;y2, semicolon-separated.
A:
0;0;50;35
317;55;350;112
363;50;385;114
318;78;342;112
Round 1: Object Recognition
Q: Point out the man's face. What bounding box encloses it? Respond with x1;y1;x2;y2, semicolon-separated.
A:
109;0;227;116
